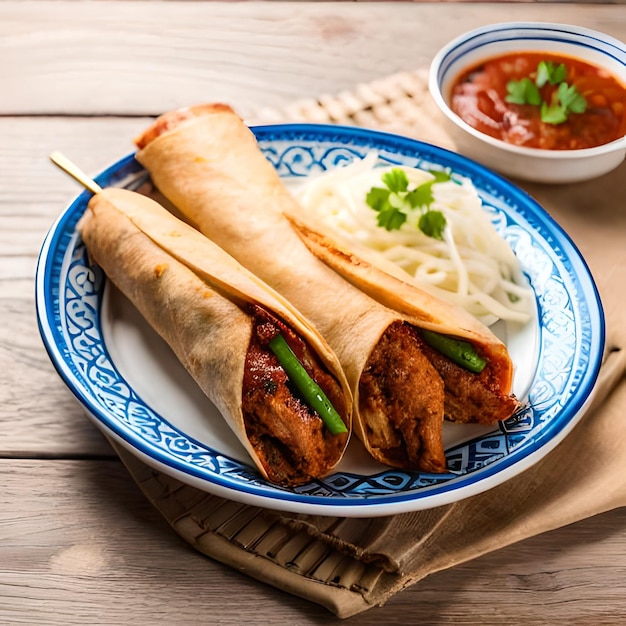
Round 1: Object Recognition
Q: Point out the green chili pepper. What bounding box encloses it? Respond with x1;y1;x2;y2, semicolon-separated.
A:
268;334;348;435
421;330;487;374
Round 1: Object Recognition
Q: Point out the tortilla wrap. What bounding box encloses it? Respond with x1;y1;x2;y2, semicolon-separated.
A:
78;187;351;486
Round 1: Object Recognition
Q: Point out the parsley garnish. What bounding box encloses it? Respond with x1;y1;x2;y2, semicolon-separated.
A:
505;60;587;125
506;77;541;106
418;210;447;240
365;168;450;239
535;61;567;87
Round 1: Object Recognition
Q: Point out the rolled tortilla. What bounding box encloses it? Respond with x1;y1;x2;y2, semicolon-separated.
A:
78;187;351;486
284;213;519;426
134;104;519;471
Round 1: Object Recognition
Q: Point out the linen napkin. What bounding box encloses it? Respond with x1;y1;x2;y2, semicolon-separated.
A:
111;68;626;618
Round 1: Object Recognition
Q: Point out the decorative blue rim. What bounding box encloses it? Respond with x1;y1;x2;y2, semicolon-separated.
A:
36;124;605;515
433;22;626;85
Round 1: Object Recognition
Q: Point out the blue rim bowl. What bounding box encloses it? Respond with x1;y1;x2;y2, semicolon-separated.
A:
429;22;626;183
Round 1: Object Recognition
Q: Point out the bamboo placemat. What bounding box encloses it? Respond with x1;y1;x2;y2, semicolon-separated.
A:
110;68;626;618
250;68;456;149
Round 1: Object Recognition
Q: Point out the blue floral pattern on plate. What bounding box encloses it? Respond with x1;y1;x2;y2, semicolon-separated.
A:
36;124;604;516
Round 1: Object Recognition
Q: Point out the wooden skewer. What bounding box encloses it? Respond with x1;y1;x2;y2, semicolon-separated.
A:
49;151;103;194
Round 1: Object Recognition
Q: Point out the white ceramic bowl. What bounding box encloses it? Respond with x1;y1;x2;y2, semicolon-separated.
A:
429;22;626;183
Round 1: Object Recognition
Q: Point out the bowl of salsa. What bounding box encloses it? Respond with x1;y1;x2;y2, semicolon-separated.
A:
429;23;626;183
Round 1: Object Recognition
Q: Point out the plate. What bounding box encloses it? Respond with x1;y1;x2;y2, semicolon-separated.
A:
36;124;605;517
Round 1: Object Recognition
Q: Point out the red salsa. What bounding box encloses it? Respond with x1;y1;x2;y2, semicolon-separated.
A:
450;52;626;150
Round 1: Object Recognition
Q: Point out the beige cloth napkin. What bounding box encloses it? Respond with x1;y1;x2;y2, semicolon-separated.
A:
111;69;626;618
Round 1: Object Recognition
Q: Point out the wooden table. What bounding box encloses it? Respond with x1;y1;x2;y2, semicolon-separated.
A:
2;2;626;624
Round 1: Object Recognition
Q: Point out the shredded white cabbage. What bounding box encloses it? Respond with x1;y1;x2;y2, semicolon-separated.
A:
294;152;533;326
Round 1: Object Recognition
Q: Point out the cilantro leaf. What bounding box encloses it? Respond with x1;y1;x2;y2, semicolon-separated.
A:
381;168;409;193
406;182;435;209
536;61;567;87
406;171;451;210
419;210;447;240
558;82;587;114
541;101;568;125
535;62;550;88
365;167;449;237
377;207;407;231
506;77;541;106
365;186;390;212
540;82;588;124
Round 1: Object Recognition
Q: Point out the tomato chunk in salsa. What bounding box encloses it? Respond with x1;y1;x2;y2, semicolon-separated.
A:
450;52;626;150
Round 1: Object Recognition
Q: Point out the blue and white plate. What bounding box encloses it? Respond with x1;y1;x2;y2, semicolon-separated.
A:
36;124;605;517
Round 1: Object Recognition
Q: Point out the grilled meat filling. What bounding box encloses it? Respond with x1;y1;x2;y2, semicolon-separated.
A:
419;341;520;424
358;322;447;473
242;305;348;486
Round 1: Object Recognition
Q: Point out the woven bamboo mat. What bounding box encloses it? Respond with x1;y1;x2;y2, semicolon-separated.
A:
109;68;626;618
250;68;456;150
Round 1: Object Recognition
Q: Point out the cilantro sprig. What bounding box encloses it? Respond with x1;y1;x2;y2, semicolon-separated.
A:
365;168;450;239
506;77;541;107
535;60;567;88
505;60;587;125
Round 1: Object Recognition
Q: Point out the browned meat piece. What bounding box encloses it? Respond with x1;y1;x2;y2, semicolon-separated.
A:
358;322;446;473
420;342;520;424
242;306;348;485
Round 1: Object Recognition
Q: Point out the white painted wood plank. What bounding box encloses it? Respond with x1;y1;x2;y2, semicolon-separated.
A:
0;117;148;456
2;2;625;117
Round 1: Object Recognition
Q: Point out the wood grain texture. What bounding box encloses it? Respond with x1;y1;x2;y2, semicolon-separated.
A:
1;460;626;625
0;117;148;457
2;2;626;117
